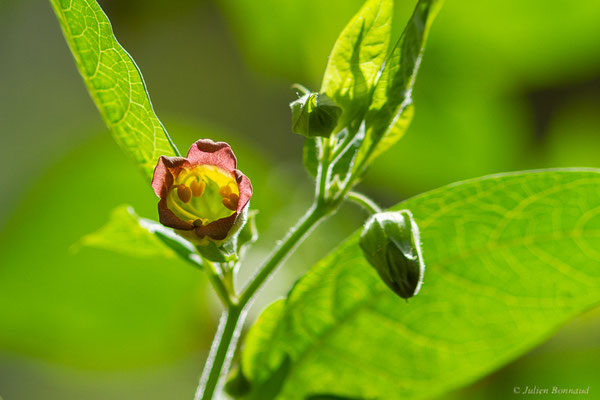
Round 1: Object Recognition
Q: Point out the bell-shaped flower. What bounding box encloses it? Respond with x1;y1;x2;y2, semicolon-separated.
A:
152;139;252;246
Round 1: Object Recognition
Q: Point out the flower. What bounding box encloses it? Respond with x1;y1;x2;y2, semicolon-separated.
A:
152;139;252;245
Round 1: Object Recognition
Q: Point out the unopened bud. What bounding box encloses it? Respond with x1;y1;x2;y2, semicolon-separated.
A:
290;92;342;138
359;210;425;299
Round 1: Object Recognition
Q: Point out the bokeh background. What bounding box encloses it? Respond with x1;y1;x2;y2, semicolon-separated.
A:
1;0;599;398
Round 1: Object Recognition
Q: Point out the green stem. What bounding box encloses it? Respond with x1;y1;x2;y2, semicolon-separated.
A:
195;148;332;399
316;138;333;204
194;305;245;400
291;83;311;95
347;191;383;214
204;260;236;308
194;204;328;400
239;203;328;306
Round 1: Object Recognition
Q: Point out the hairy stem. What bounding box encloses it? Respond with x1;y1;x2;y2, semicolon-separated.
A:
195;203;329;400
239;203;328;306
347;191;383;214
195;306;245;400
204;260;237;308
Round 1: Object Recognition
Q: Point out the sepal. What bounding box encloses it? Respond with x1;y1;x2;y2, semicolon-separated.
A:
290;92;342;139
359;210;425;299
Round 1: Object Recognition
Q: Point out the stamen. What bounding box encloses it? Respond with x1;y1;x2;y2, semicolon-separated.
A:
177;185;192;203
219;185;232;197
222;193;239;211
190;180;205;197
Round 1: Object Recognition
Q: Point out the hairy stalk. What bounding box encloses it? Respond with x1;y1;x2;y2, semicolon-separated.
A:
239;203;329;306
204;260;237;308
347;191;383;214
194;306;245;400
196;202;330;400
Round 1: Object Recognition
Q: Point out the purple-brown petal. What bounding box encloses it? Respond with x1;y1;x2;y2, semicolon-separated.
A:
186;139;237;172
195;213;237;240
152;156;189;198
158;198;194;231
234;170;253;213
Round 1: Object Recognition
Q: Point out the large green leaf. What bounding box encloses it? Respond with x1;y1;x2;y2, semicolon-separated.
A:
320;0;393;127
50;0;179;179
360;0;442;170
240;169;600;400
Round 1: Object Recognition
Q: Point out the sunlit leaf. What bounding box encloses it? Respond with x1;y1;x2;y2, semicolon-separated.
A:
50;0;179;179
320;0;393;128
77;205;175;259
241;169;600;400
359;0;442;172
77;204;207;270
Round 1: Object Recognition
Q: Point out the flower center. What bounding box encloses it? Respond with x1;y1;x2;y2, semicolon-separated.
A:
166;165;239;226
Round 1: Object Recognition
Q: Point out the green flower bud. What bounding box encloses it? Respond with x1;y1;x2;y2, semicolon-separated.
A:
359;210;425;299
290;92;342;138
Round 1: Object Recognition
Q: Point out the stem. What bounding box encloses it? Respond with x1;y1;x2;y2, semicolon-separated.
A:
347;191;382;214
194;137;333;399
291;83;311;95
204;260;236;308
195;306;246;400
316;138;332;204
194;203;328;400
239;203;328;307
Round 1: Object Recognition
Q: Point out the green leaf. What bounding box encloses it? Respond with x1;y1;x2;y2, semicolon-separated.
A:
78;204;204;269
320;0;393;128
50;0;179;179
77;205;174;258
361;0;442;168
241;169;600;400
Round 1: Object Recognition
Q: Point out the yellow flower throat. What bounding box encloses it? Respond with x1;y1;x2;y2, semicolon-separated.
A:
166;165;239;226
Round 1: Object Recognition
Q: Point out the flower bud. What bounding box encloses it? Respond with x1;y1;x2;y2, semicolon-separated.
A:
359;210;425;299
290;92;342;138
151;139;253;249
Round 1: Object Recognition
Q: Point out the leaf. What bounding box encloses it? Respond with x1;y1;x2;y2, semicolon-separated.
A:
360;0;442;171
50;0;179;179
320;0;393;128
77;205;174;258
241;169;600;400
79;204;205;268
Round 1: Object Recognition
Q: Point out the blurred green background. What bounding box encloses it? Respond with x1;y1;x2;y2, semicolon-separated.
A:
0;0;598;398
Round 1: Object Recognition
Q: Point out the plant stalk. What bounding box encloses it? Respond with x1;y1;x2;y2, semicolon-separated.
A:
194;305;245;400
239;203;328;306
347;191;383;214
204;260;237;308
195;203;328;400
